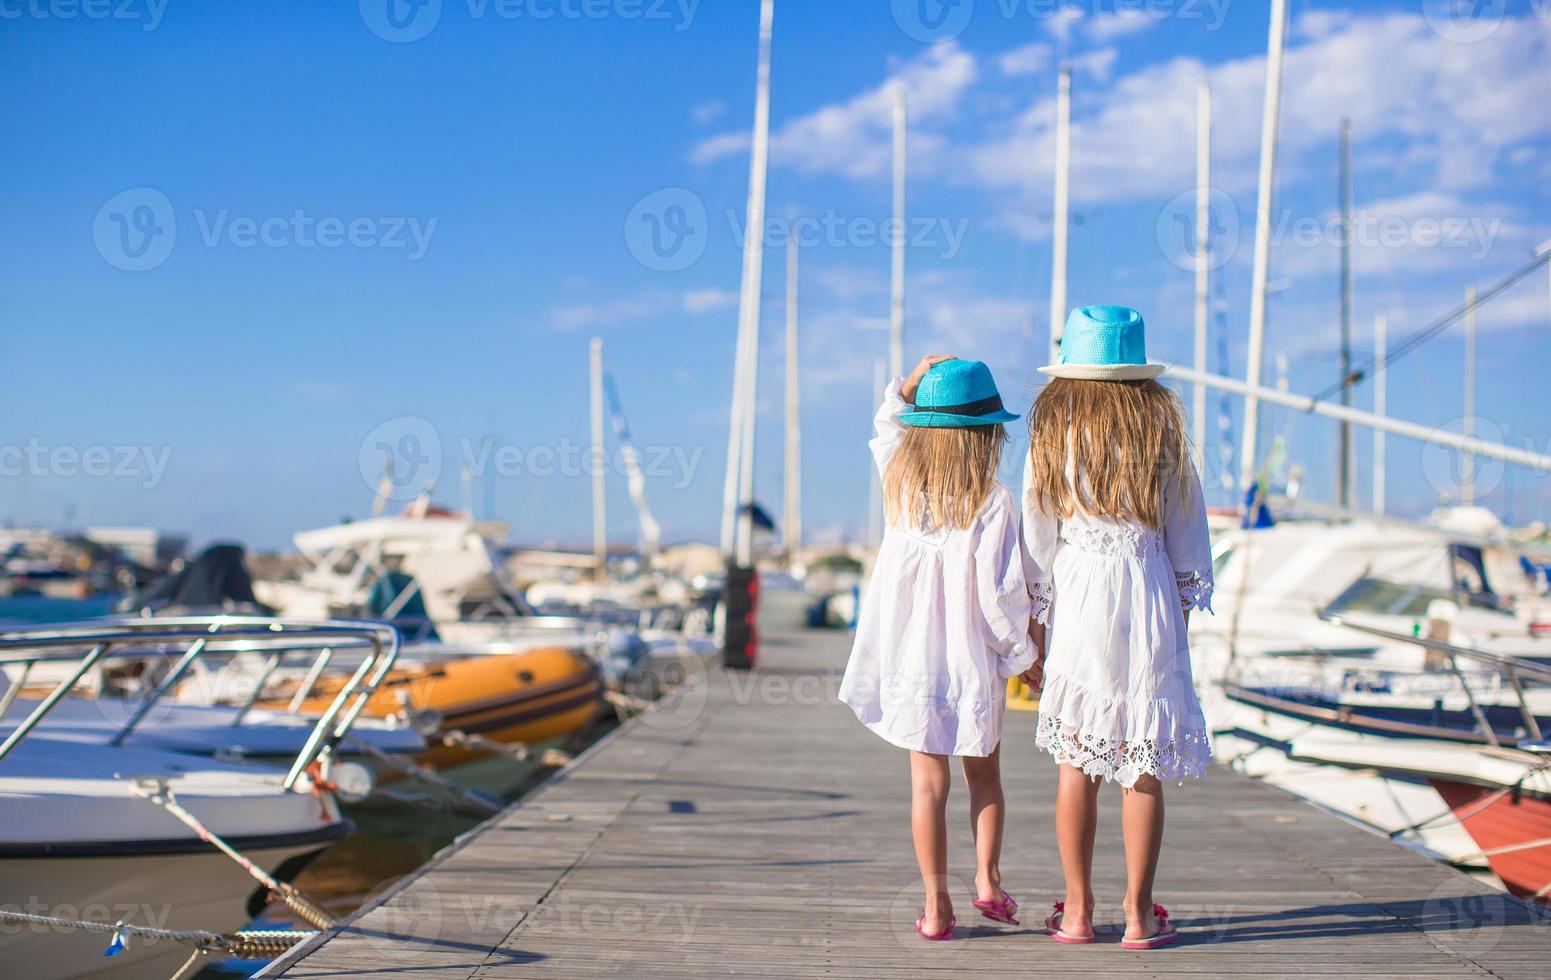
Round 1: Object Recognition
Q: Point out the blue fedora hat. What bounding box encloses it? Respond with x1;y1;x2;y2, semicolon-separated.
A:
1039;305;1166;381
899;359;1020;428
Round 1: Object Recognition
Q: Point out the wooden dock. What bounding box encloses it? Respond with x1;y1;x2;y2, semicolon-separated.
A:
259;622;1549;978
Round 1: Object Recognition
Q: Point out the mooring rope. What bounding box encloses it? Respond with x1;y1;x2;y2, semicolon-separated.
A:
131;778;338;930
348;739;505;817
439;728;573;767
0;908;315;960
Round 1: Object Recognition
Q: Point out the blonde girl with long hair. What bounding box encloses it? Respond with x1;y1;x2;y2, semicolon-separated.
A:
839;355;1038;942
1021;306;1213;950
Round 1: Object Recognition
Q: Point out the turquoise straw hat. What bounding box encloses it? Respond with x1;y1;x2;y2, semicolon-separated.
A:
1039;305;1167;381
899;359;1020;428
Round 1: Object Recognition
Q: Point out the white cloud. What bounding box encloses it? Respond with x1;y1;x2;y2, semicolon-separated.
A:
1041;6;1084;43
1070;47;1118;82
1480;287;1551;332
690;42;979;179
547;288;739;331
691;99;725;125
999;42;1052;77
681;287;739;314
963;12;1551;221
1084;9;1158;42
689;130;749;165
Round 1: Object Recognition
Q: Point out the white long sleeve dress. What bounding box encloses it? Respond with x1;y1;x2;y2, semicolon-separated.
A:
1021;450;1215;785
838;381;1038;758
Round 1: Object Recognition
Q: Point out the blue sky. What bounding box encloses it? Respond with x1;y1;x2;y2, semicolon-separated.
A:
2;0;1548;551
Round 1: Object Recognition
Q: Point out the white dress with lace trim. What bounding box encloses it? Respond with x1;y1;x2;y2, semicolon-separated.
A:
1020;454;1215;786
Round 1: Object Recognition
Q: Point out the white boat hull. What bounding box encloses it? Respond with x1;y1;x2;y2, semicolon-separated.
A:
0;838;331;980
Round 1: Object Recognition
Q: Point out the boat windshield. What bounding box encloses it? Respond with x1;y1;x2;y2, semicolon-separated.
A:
1327;576;1501;617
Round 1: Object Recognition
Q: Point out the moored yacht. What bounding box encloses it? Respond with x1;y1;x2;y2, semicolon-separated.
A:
0;617;400;980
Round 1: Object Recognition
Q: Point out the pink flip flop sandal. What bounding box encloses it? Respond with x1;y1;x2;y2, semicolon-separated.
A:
971;889;1020;926
1120;904;1179;950
1044;902;1095;944
914;912;956;941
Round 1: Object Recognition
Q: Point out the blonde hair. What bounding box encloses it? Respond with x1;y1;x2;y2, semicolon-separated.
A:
883;424;1008;531
1027;378;1190;529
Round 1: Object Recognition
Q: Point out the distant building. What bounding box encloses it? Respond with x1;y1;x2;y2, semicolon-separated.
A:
83;527;187;569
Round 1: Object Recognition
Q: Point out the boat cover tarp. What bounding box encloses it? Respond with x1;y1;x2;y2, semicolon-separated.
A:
127;543;272;613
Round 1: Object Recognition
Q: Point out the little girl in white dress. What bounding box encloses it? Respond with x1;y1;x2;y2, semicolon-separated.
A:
840;355;1036;942
1020;305;1213;950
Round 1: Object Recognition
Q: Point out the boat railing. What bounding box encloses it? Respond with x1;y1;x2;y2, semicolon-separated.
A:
0;615;401;790
1320;607;1551;746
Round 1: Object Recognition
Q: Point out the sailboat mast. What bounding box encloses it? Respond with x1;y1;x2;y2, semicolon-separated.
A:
890;85;906;381
589;337;606;578
1374;313;1387;515
1048;65;1071;363
1241;0;1288;492
1192;80;1211;474
1463;285;1478;506
785;242;801;561
720;0;775;563
868;360;885;548
1338;117;1353;508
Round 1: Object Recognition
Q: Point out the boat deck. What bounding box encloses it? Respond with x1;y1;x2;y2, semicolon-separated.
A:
259;622;1550;978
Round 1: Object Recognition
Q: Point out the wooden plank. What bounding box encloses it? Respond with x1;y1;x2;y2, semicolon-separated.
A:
260;620;1551;979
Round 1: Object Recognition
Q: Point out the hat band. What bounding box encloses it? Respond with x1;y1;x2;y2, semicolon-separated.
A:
918;393;1006;417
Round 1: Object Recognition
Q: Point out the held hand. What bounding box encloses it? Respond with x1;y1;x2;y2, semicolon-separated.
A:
1018;658;1044;694
902;355;955;403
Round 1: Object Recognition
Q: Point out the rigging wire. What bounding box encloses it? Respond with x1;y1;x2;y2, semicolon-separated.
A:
1312;249;1551;403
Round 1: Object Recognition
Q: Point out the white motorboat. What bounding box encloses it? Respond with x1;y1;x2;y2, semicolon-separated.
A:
252;512;657;655
1194;515;1551;876
1289;733;1551;899
0;691;425;762
0;622;427;765
0;617;400;980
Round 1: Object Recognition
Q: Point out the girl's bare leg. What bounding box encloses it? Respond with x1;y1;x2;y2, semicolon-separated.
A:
1055;763;1101;937
961;745;1004;903
909;750;953;933
1121;774;1167;939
